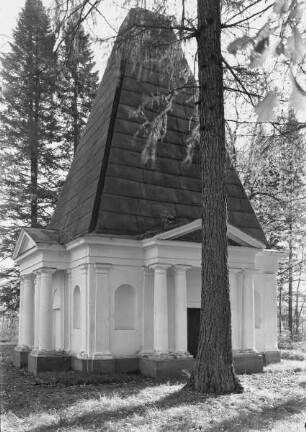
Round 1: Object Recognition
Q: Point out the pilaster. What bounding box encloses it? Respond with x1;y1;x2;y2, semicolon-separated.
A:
93;263;112;358
242;270;255;351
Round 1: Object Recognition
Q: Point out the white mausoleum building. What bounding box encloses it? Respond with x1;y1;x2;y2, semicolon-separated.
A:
13;9;283;377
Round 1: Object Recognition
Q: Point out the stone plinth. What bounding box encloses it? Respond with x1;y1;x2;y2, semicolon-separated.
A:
13;346;30;369
233;351;263;374
139;354;194;379
261;350;281;366
28;351;71;375
71;356;115;374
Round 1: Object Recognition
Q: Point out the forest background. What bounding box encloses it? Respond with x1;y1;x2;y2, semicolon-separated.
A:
0;0;305;348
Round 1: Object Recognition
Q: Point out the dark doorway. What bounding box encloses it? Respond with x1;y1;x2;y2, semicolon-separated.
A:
187;308;200;357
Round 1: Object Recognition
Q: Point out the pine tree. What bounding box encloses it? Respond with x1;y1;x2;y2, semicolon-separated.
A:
0;0;59;314
57;21;99;157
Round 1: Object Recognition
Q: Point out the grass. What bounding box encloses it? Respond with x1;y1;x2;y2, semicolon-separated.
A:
1;344;306;431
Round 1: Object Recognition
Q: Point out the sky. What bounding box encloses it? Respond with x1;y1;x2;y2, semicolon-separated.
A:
0;1;28;53
0;0;185;77
0;0;129;76
0;1;185;76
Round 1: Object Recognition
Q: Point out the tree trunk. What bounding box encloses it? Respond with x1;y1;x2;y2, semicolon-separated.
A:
190;0;242;394
279;284;282;334
288;224;293;340
29;96;38;228
72;71;80;154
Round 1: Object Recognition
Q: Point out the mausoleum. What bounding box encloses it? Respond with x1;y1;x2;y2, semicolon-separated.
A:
13;9;283;377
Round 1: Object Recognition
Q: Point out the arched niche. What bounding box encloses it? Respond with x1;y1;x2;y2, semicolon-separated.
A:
52;288;61;310
114;284;136;330
73;285;81;330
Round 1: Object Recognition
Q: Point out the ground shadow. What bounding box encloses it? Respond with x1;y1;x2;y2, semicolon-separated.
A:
27;387;306;432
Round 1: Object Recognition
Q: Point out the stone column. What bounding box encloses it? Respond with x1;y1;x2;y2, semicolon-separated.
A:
229;269;239;350
22;274;35;349
242;270;255;351
93;264;112;357
174;265;190;353
151;264;170;353
38;268;55;352
17;276;25;347
33;272;41;350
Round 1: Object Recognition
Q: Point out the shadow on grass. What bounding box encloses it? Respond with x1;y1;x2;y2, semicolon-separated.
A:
203;397;306;431
27;386;306;432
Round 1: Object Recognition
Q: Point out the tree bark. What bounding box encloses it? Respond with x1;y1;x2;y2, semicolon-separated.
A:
72;71;80;154
190;0;242;394
279;284;282;334
288;227;293;340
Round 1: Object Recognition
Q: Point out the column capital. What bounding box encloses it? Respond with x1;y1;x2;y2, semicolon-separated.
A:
149;263;172;271
243;269;255;277
229;268;242;275
173;264;191;273
36;267;57;275
20;273;34;281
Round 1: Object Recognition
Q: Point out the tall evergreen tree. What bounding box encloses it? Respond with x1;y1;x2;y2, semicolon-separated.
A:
0;0;59;314
0;0;58;231
0;1;99;317
57;21;99;157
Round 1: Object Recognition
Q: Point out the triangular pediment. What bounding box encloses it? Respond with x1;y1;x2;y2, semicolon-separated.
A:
13;228;60;260
13;230;37;259
154;219;266;249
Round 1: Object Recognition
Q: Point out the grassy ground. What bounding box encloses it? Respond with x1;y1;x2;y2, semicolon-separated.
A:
1;344;306;432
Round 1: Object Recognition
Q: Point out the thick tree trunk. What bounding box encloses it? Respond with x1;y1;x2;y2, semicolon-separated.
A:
190;0;242;394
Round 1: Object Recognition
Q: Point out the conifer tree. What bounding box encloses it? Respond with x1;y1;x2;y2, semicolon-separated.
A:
0;0;59;314
57;21;99;157
0;1;99;317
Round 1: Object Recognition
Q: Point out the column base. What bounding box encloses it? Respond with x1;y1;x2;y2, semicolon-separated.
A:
233;350;264;374
28;351;71;375
13;346;30;369
261;349;281;365
115;357;139;374
139;354;194;379
71;355;115;374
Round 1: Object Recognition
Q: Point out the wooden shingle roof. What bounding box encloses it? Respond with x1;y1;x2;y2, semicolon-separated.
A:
49;8;268;247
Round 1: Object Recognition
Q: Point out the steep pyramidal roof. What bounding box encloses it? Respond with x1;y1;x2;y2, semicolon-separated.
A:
49;8;268;247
